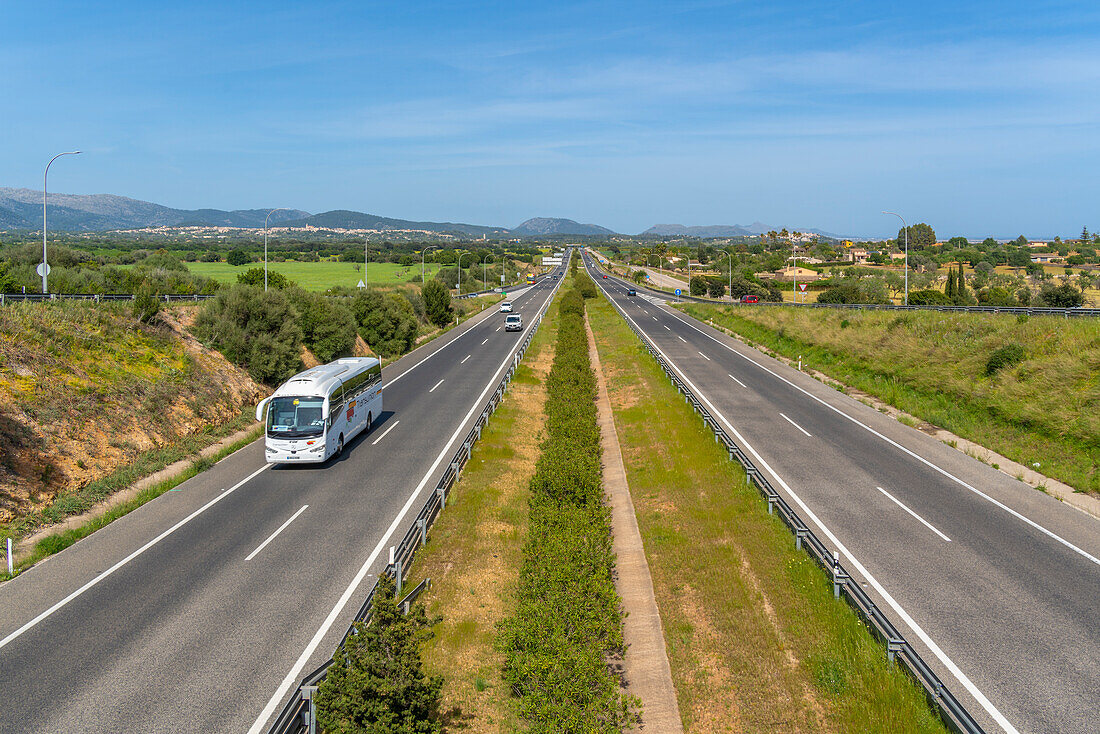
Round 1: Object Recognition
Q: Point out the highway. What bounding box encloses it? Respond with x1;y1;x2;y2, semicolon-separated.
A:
0;265;566;733
582;251;1100;734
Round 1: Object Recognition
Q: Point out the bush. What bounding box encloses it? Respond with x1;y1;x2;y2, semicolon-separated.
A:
815;283;864;304
1036;282;1085;308
287;289;358;363
421;279;454;328
706;277;726;299
236;267;296;290
315;574;443;734
575;272;597;299
132;280;162;323
199;251;221;262
354;290;419;356
226;249;251;266
689;276;708;296
193;285;302;384
986;343;1026;376
907;289;952;306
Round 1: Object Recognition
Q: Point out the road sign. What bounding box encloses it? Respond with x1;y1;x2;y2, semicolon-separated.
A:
798;283;808;292
675;288;682;296
357;280;366;289
36;263;51;277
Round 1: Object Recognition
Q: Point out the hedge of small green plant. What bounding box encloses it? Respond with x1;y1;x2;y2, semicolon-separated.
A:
500;277;638;732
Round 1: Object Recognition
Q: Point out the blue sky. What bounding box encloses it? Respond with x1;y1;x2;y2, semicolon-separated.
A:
3;1;1098;237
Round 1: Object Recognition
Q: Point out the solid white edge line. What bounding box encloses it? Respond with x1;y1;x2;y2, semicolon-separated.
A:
0;463;271;652
247;269;563;734
460;354;471;364
589;270;1019;734
245;505;309;562
779;412;812;438
663;307;1100;570
428;379;444;393
371;420;400;445
728;373;747;388
877;487;951;542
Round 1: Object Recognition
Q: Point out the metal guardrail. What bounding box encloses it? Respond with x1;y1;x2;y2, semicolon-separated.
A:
594;266;986;734
588;258;1098;318
0;292;216;304
266;263;566;734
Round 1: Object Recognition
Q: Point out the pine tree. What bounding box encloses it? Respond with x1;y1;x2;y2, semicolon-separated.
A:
1082;227;1091;244
956;264;968;304
945;266;956;300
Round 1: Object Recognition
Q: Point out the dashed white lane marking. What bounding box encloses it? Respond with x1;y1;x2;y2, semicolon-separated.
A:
460;354;471;364
698;351;711;361
677;336;687;343
429;379;444;393
779;412;812;437
878;487;952;542
245;505;309;561
371;420;400;445
728;373;747;388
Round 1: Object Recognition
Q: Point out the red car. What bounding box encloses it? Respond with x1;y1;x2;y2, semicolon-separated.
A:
602;274;608;279
741;295;759;304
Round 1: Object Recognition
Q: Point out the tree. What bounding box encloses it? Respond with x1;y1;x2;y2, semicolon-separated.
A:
0;261;17;293
315;574;443;734
193;286;302;384
908;289;952;306
236;268;295;289
226;249;251;266
689;276;708;296
421;278;453;327
1037;282;1085;307
132;280;162;323
947;236;969;249
354;291;419;357
1009;249;1031;268
706;277;726;299
897;223;937;250
1081;227;1090;244
287;290;358;363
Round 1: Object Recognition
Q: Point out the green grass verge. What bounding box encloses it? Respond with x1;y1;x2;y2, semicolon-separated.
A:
1;417;262;580
588;294;947;733
680;304;1100;495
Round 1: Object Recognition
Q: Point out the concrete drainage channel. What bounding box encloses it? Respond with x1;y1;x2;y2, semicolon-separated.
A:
266;277;561;734
599;285;987;734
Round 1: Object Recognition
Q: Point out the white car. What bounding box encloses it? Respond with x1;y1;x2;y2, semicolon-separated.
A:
504;314;523;332
500;301;513;313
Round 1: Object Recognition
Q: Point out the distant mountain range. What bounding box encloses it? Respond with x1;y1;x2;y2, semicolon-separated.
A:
510;217;616;236
0;187;843;238
0;188;308;231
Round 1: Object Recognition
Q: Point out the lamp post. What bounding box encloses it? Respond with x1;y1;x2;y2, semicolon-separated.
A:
421;245;440;284
264;208;289;292
456;251;474;295
363;241;369;290
482;253;492;291
883;211;909;305
42;151;82;294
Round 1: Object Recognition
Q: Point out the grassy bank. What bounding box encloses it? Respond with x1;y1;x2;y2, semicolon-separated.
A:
681;304;1100;495
588;294;946;733
403;287;559;732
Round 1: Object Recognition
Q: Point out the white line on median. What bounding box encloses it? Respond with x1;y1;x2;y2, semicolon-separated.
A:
460;354;471;364
779;412;812;437
0;463;271;653
877;487;951;542
245;505;309;561
371;420;400;445
588;273;1019;734
429;379;444;393
247;269;562;734
728;373;747;388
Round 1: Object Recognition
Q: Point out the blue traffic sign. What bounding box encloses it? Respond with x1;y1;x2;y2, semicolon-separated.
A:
675;288;682;296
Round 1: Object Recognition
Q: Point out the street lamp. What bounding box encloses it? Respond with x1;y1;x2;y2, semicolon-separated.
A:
883;211;909;305
42;151;81;294
482;253;492;291
456;252;474;295
363;241;369;290
264;208;289;292
421;245;440;284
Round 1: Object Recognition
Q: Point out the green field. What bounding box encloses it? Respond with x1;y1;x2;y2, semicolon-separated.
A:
183;261;444;291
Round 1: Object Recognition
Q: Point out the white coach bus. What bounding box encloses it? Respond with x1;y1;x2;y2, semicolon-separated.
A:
255;357;383;464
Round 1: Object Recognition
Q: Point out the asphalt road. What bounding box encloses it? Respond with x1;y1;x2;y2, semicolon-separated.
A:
0;264;566;733
583;251;1100;734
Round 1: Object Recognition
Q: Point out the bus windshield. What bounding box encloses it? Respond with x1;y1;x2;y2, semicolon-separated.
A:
267;396;325;439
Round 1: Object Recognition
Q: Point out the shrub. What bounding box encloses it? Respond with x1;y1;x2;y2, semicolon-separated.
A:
576;272;597;299
815;283;864;304
706;277;726;299
199;251;221;262
421;279;453;328
689;276;708;296
226;249;251;266
986;343;1026;376
236;268;296;290
287;289;358;363
1036;282;1085;308
354;290;419;356
907;289;953;306
315;574;443;734
193;285;302;384
132;280;162;323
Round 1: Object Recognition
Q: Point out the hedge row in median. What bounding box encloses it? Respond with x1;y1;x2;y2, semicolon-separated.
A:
500;278;637;733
